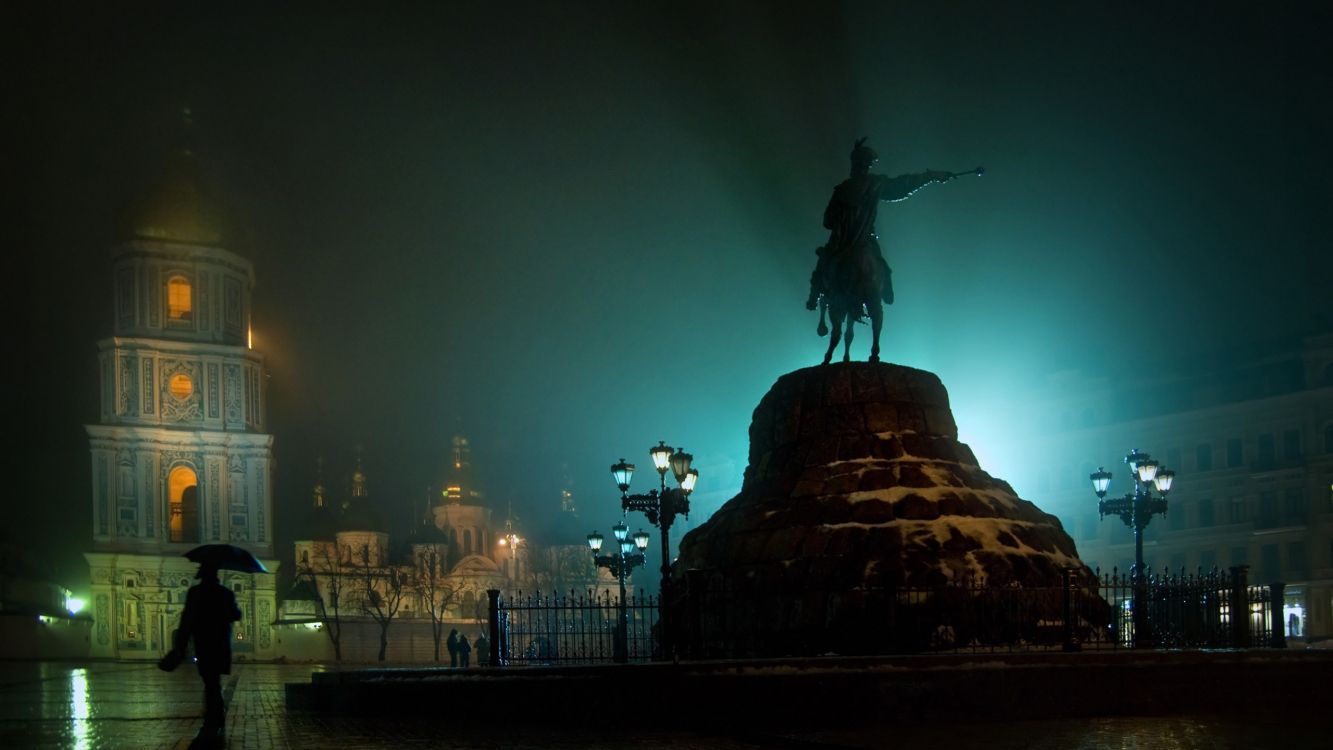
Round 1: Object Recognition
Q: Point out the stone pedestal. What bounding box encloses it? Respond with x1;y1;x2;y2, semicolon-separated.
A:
674;362;1095;655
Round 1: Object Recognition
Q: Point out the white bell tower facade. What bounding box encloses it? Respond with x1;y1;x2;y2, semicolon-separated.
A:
83;140;279;661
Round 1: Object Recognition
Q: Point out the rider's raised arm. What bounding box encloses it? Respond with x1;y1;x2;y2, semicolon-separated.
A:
879;171;950;203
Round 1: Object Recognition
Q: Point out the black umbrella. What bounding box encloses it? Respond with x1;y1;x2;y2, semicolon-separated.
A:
184;544;268;574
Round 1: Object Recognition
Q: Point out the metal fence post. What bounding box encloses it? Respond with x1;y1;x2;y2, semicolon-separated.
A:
487;589;502;667
1228;566;1249;648
1269;582;1287;649
1061;568;1080;652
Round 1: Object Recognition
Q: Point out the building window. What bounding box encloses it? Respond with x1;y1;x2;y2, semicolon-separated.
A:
1258;491;1278;528
168;373;193;400
1283;429;1301;461
1284;488;1306;523
1196;444;1213;471
1166;448;1182;472
1198;498;1214;527
1227;438;1243;467
463;529;472;554
168;466;200;543
167;275;193;322
1229;496;1247;524
1169;504;1186;530
1256;433;1275;470
1323;424;1333;454
1288;542;1307;578
300;550;309;564
1230;547;1249;567
1260;544;1280;583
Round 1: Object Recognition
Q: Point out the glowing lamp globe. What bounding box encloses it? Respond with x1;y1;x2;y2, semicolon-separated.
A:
612;522;629;542
1124;449;1148;474
619;540;635;555
1154;468;1175;494
611;459;635;493
670;449;694;485
586;531;604;552
650;442;674;475
1090;467;1112;498
1137;459;1160;484
681;468;699;495
633;529;650;550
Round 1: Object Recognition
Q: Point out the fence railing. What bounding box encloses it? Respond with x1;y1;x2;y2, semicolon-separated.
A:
489;589;660;666
485;565;1282;666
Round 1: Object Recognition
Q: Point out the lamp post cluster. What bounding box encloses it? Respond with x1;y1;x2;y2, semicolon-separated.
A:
612;441;699;659
496;518;523;583
1089;448;1177;647
586;521;649;663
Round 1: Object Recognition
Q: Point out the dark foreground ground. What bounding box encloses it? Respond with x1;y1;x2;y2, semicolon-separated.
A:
0;655;1326;749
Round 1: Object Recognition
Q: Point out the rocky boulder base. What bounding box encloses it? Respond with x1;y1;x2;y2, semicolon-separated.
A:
673;362;1094;654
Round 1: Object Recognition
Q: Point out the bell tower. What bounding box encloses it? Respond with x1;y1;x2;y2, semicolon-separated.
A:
83;109;279;661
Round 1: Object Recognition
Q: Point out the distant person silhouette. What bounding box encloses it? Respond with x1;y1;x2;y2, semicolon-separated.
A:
447;628;460;667
475;634;490;666
159;563;242;742
458;634;472;667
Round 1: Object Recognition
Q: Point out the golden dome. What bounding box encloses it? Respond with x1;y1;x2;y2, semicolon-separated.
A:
126;108;225;245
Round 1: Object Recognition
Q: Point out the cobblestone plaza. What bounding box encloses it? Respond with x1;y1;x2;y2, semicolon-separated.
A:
0;661;1324;749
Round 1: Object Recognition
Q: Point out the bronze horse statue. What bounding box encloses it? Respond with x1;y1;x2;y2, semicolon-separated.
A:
814;243;888;364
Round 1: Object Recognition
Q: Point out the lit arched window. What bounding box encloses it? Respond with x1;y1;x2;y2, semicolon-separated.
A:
168;466;200;543
167;275;193;321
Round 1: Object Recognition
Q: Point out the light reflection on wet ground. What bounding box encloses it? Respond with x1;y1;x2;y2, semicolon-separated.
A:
0;661;1321;749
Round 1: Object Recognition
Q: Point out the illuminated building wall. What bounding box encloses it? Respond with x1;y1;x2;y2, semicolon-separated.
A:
83;150;279;661
1030;333;1333;641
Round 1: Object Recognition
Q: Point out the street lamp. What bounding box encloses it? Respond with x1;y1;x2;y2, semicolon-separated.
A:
1089;448;1176;648
497;518;523;584
587;521;648;663
614;441;700;659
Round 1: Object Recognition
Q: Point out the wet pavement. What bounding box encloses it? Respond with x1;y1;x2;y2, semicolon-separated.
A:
0;660;1323;749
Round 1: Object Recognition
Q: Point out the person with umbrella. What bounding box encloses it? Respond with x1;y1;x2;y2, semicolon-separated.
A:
159;544;264;742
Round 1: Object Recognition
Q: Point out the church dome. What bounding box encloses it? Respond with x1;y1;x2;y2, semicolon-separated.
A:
124;109;226;246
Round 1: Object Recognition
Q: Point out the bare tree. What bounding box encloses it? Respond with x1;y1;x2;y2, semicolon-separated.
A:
415;544;460;662
356;543;407;662
298;542;348;661
528;544;598;596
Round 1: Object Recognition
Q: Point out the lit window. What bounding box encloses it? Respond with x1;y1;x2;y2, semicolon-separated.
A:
168;374;193;400
167;276;193;321
168;466;199;543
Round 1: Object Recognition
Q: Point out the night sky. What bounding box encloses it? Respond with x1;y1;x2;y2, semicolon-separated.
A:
9;2;1331;586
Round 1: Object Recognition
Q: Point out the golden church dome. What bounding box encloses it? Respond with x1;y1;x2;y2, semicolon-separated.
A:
125;108;226;246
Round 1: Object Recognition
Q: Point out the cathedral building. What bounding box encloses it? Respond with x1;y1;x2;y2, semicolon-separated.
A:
83;119;279;661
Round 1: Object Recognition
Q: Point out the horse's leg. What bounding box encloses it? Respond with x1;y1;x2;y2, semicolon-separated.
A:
822;305;843;365
842;311;855;363
868;300;883;363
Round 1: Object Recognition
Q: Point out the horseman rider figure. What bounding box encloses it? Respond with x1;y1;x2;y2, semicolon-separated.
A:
806;138;959;313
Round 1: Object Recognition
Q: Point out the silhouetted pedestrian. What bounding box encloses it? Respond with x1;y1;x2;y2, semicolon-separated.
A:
476;634;490;666
446;628;460;667
159;563;241;743
458;634;471;667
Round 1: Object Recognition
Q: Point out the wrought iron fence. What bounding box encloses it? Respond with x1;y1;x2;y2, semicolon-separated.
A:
677;565;1282;658
492;589;660;666
485;566;1282;666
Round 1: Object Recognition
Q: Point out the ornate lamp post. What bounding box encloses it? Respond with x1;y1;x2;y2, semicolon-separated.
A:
496;518;523;585
587;522;649;663
613;441;699;659
1090;448;1176;648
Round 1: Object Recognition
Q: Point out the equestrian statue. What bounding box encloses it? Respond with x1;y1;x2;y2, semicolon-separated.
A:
808;138;983;364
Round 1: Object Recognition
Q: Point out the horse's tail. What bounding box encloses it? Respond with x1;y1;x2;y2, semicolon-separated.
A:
817;298;829;337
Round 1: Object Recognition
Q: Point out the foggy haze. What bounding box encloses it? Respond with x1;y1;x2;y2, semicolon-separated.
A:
9;2;1331;585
